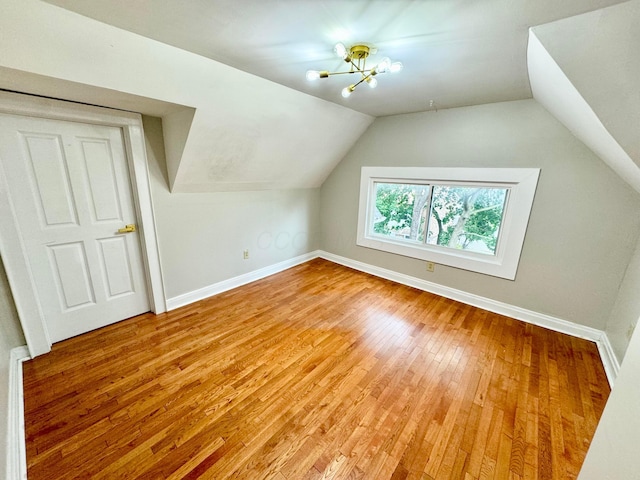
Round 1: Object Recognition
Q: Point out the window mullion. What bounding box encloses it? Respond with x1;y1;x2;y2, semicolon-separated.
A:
422;185;434;245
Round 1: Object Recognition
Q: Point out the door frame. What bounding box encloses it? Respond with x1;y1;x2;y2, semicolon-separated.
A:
0;91;166;357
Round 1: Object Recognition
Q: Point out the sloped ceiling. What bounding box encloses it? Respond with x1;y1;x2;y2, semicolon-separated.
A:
0;0;637;192
528;0;640;193
42;0;628;117
0;0;373;192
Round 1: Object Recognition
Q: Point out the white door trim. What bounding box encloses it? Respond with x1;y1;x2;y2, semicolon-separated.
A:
0;91;166;357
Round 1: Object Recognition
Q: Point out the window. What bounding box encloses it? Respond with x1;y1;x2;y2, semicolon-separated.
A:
357;167;540;279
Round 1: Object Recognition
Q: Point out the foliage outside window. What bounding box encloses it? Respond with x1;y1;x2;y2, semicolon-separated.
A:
373;183;508;256
357;167;540;280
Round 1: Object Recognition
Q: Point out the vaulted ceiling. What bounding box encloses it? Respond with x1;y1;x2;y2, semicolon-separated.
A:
42;0;628;116
1;0;638;193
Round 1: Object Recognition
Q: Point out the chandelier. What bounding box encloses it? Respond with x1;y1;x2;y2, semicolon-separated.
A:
306;43;403;98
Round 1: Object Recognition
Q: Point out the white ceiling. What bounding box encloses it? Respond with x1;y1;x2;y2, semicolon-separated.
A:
43;0;629;117
5;0;637;193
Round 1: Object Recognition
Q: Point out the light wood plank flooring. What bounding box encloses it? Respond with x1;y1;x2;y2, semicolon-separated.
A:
23;259;610;479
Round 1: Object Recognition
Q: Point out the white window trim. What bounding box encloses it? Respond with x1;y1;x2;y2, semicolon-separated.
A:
357;167;540;280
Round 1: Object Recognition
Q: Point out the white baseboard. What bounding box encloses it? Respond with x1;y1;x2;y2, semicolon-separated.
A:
318;251;618;386
7;345;30;480
166;251;322;311
595;332;620;387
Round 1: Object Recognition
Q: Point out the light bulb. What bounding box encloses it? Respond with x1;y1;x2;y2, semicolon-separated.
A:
306;70;320;81
375;57;391;74
390;62;403;73
341;85;354;98
334;43;347;59
366;77;377;88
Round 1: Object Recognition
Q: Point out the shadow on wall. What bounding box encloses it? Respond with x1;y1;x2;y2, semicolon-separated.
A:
0;256;25;348
142;116;170;192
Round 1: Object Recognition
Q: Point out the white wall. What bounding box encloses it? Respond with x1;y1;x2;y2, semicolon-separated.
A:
142;116;320;300
527;30;640;195
579;311;640;479
532;0;640;169
0;257;26;476
320;99;640;330
604;235;640;361
0;0;373;193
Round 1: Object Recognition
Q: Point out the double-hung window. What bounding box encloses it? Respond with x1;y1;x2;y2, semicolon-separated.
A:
357;167;540;279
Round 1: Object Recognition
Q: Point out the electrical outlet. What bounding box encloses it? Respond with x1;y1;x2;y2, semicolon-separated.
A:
426;261;435;272
243;249;249;260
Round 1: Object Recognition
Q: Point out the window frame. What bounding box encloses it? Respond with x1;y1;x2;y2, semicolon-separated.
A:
356;167;540;280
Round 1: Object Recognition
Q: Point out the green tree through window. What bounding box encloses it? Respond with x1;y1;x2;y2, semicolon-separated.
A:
373;182;508;255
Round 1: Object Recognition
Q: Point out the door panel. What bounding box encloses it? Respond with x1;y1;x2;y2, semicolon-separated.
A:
0;113;150;342
97;236;135;298
80;138;123;222
48;242;96;310
22;132;78;227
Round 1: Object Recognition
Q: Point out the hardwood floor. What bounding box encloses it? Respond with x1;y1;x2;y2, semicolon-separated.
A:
23;259;610;479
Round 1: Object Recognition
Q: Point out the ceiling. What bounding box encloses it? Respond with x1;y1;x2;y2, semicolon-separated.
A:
43;0;629;118
4;0;637;193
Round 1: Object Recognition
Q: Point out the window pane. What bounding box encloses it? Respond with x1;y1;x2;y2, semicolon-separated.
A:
426;186;508;255
372;182;430;242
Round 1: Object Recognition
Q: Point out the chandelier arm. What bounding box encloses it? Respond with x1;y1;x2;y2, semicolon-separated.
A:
348;59;365;73
351;75;370;90
323;70;372;77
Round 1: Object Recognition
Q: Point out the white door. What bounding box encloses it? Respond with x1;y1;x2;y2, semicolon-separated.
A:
0;113;150;342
